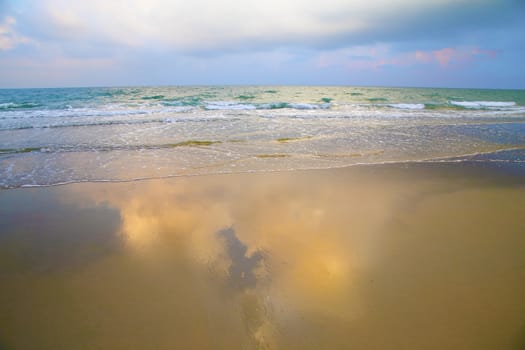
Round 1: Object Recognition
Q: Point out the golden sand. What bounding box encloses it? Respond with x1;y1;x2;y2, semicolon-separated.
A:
0;163;524;349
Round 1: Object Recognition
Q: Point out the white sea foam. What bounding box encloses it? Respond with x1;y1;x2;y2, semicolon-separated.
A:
0;102;17;109
389;103;425;110
0;105;194;121
204;101;331;111
204;101;256;110
287;103;330;110
450;101;517;109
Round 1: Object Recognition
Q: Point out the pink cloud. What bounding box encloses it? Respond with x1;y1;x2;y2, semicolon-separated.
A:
317;46;498;73
471;48;497;58
434;48;455;66
414;47;497;67
415;50;433;63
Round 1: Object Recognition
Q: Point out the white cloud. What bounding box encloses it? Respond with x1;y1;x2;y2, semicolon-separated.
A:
2;0;522;87
27;0;494;53
0;16;30;50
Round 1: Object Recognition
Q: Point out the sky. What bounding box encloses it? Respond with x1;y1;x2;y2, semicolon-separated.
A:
0;0;524;88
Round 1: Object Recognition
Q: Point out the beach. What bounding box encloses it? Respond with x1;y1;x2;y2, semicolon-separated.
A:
1;161;524;349
2;0;525;346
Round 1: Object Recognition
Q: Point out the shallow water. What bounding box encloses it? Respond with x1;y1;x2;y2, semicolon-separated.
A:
1;86;524;188
0;163;524;349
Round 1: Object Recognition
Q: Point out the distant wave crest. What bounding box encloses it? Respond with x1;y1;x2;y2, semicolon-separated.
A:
449;100;517;109
204;101;331;110
388;103;425;110
0;102;42;110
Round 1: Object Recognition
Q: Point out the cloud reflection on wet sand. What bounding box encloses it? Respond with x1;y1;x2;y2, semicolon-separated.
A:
1;164;524;349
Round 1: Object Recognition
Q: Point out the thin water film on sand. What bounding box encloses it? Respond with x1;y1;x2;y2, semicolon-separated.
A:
0;164;524;349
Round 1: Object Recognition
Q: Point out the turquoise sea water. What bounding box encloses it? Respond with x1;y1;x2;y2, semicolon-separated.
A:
1;86;524;188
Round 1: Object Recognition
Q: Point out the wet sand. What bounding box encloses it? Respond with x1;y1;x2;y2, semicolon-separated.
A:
0;163;524;349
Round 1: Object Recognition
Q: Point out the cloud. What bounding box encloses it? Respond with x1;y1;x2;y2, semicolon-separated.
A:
15;0;524;55
316;45;498;72
415;47;497;67
0;16;30;50
1;0;523;87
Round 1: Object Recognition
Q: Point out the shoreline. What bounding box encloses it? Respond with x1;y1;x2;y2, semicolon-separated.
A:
3;146;524;190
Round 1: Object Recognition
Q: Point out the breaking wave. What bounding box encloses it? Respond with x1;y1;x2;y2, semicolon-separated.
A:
449;101;517;109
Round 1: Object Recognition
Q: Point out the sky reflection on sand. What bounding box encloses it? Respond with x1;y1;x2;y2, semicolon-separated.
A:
0;165;524;349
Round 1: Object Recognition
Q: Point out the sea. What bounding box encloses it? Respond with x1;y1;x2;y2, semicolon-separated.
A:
1;86;524;188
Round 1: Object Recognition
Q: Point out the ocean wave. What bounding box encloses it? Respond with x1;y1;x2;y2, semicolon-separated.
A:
449;100;518;109
0;105;196;121
159;95;209;107
388;103;425;110
0;99;359;114
0;119;163;131
204;101;257;110
0;140;226;155
203;101;331;111
287;103;331;110
141;95;165;100
0;115;241;131
351;102;525;114
0;102;42;110
257;102;330;110
236;95;256;100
